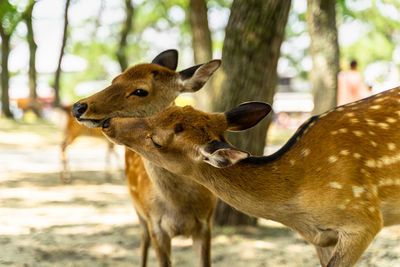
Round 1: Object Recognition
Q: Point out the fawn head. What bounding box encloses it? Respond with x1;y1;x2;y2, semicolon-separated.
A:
102;102;271;174
72;49;221;128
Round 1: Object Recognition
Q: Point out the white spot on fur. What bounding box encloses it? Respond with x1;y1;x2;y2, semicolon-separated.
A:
353;153;361;159
388;143;396;150
366;119;376;126
345;112;355;117
331;130;338;135
377;122;389;129
379;179;395;187
353;130;364;137
368;207;376;212
337;107;344;111
329;182;342;189
350;118;359;123
380;156;392;165
370;141;378;147
352;186;364;197
338;204;345;210
365;159;376;167
339;150;349;156
301;149;310;157
386;117;397;123
338;128;348;133
370;105;381;110
328;156;338;163
368;131;376;136
374;97;386;103
290;160;295;166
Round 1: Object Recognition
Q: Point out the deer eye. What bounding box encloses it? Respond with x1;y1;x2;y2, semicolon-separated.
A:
129;89;148;97
174;123;184;133
150;137;162;148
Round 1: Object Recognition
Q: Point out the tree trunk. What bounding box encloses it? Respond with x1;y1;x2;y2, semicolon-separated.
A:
189;0;212;64
211;0;291;226
117;0;134;72
189;0;213;111
307;0;339;115
0;27;13;118
54;0;71;107
24;0;40;116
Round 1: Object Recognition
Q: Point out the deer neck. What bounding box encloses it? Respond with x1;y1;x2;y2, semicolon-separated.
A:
142;158;214;206
194;157;302;224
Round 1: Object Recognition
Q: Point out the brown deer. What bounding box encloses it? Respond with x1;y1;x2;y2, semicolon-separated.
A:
60;105;116;183
72;50;220;267
101;89;400;267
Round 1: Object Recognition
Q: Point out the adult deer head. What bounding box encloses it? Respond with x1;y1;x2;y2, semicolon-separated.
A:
101;102;271;174
72;49;221;128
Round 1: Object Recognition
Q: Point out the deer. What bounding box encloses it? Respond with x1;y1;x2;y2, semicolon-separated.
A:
72;50;220;267
60;105;117;183
101;88;400;267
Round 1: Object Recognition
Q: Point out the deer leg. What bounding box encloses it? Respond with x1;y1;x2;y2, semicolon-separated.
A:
315;245;334;267
192;222;212;267
137;215;151;267
104;142;114;181
148;221;171;267
60;141;71;184
326;224;381;267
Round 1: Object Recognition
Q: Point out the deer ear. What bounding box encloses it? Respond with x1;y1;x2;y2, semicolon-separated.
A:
200;140;249;168
225;102;272;131
178;60;221;92
151;49;178;71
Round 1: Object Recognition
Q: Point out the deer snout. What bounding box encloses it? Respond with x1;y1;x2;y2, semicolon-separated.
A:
72;102;88;118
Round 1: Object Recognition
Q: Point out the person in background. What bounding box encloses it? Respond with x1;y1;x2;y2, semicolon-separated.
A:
337;59;371;106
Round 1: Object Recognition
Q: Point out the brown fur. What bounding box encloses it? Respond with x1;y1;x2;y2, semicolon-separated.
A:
103;87;400;267
74;51;220;267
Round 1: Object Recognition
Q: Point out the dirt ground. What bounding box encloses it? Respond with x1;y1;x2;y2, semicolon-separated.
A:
1;118;400;267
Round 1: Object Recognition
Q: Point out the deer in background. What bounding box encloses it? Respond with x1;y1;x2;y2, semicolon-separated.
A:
102;89;400;267
72;50;220;267
60;105;117;183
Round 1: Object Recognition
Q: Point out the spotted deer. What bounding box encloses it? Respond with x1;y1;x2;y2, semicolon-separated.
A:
60;105;116;183
101;89;400;267
72;50;220;267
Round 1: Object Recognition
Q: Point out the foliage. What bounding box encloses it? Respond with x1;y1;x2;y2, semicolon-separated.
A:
282;0;400;82
0;0;21;36
337;0;400;71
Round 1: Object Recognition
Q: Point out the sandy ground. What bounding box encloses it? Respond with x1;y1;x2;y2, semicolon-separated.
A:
1;118;400;266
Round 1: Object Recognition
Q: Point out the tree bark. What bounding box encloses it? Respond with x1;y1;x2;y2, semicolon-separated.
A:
189;0;213;111
54;0;71;107
189;0;212;64
307;0;340;115
23;0;40;115
117;0;134;72
211;0;291;226
0;26;13;118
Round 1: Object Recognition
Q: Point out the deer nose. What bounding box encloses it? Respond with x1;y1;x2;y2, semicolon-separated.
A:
72;102;88;118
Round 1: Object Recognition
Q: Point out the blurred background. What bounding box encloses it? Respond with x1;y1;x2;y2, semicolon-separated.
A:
1;0;400;266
